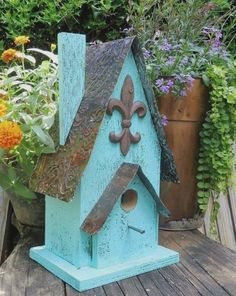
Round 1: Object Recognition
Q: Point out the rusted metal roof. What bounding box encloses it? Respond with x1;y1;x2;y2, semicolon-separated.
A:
30;37;179;202
81;162;170;235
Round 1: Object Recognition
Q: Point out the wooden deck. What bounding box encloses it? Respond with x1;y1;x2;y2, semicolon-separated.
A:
0;229;236;296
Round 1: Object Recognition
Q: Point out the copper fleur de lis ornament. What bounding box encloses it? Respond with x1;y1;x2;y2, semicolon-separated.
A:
106;75;147;156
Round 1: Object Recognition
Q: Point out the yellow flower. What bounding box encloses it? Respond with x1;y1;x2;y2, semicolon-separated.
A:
1;49;17;63
0;121;23;149
50;43;56;52
14;35;30;46
0;101;8;117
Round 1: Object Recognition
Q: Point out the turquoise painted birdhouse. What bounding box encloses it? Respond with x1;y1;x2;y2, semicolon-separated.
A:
29;33;179;292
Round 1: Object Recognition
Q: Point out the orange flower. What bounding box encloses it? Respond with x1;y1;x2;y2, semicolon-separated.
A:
1;49;17;63
0;121;23;149
0;101;8;117
14;36;30;46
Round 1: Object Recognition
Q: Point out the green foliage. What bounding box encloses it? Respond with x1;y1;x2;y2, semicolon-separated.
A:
0;0;129;48
0;41;58;200
127;0;234;97
197;60;236;223
127;0;236;225
128;0;231;43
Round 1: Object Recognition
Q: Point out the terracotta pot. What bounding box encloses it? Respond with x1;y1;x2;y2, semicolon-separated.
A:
9;193;45;228
158;78;209;230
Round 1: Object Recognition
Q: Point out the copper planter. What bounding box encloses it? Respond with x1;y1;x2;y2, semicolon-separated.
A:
158;79;209;230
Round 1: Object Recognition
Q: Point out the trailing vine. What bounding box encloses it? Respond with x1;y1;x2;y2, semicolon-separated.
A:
197;61;236;228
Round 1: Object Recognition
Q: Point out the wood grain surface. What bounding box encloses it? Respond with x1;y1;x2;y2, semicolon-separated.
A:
160;121;202;221
0;191;11;264
1;229;236;295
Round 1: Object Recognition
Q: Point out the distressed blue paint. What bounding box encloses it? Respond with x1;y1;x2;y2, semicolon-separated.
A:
30;44;179;292
30;245;179;292
79;50;161;224
93;175;157;268
44;192;91;268
40;50;162;269
58;33;86;145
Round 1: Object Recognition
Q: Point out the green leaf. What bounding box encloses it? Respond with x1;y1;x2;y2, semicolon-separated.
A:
197;191;205;198
27;48;58;64
32;125;55;148
42;115;55;129
13;181;36;200
20;112;33;125
198;165;207;172
0;170;12;191
8;166;17;182
196;174;203;180
197;182;207;189
199;204;208;210
40;146;56;154
202;74;210;87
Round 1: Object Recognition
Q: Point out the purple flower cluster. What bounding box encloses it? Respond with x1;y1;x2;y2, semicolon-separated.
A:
176;74;194;85
175;74;194;97
142;48;151;59
180;89;187;97
159;38;172;52
202;27;222;39
161;114;168;126
166;56;176;66
155;78;174;94
202;26;226;55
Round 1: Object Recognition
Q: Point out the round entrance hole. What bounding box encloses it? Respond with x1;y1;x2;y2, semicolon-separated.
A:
121;189;138;212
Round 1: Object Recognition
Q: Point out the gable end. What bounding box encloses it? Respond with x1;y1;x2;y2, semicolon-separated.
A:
81;162;170;235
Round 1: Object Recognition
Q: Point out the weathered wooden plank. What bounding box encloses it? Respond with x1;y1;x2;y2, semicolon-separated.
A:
228;188;236;236
1;229;236;296
202;194;220;242
0;236;29;295
159;265;201;296
58;33;86;145
138;270;177;296
167;230;236;295
25;253;65;296
118;276;148;296
103;282;125;296
228;144;236;234
204;144;236;250
172;230;236;269
0;190;11;264
160;230;230;296
176;263;214;296
217;193;236;250
198;224;206;235
204;195;213;237
0;231;65;296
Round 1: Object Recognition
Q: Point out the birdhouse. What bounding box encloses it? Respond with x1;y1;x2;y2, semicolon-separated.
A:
29;33;179;292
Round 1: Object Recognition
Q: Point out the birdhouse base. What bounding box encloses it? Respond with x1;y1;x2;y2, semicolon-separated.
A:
30;245;179;292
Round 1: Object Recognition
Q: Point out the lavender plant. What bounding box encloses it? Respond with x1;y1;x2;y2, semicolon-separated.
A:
142;28;230;97
127;0;235;97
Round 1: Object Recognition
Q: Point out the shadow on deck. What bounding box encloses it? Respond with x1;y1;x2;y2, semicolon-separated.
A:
0;230;236;295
